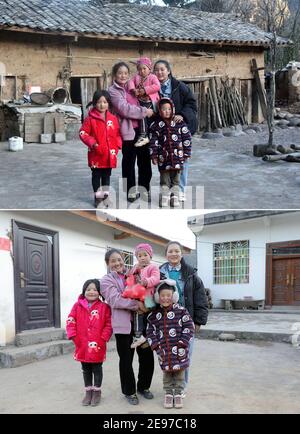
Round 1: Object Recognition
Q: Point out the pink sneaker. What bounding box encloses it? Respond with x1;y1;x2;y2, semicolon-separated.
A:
164;394;173;409
174;394;183;409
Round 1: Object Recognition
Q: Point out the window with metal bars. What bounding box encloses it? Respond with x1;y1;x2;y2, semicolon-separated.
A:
213;240;249;284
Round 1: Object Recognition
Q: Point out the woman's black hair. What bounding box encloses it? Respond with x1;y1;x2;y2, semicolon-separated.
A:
165;240;183;255
86;89;112;110
111;62;130;80
153;59;173;77
81;279;101;297
105;248;124;265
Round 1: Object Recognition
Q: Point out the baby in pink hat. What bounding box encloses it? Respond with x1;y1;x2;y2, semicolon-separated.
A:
128;57;161;147
127;242;161;348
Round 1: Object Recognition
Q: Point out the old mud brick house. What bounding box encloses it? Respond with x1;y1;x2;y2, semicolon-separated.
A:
0;0;289;134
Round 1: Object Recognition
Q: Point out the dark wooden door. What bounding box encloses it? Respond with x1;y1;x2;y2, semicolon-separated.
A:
272;257;300;305
291;258;300;304
13;221;60;333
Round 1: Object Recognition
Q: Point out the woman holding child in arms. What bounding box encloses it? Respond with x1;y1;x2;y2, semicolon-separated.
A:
100;248;155;405
109;61;155;203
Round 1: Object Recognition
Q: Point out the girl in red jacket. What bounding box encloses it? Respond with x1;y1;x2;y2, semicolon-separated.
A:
66;279;113;406
79;90;122;207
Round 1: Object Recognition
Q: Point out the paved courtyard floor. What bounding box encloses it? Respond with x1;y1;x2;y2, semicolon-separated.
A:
0;338;299;414
1;125;300;209
203;311;300;334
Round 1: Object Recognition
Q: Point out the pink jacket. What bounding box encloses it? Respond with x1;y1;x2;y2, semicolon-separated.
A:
109;81;148;141
130;263;160;308
128;73;160;104
100;271;140;334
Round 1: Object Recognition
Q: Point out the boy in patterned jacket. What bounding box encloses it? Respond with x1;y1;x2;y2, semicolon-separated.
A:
146;280;195;409
149;98;192;208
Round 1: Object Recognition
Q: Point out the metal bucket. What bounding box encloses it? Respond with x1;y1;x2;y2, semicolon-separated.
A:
47;87;69;104
30;92;50;105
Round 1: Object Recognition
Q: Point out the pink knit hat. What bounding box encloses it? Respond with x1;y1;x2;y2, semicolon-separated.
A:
136;57;152;70
134;243;153;258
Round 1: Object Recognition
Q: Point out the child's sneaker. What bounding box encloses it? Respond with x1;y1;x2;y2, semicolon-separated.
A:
174;394;183;408
130;335;146;349
159;195;169;208
179;192;186;202
164;394;174;409
170;194;180;208
134;136;150;147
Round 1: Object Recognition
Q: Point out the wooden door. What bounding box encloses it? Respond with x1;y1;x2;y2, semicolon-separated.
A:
13;221;60;333
272;258;291;305
291;258;300;304
272;257;300;305
80;78;98;118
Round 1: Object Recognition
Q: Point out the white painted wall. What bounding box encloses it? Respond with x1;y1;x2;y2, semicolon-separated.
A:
196;212;300;307
0;211;167;344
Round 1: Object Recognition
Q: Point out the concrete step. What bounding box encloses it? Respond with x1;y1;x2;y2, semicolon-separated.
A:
0;340;73;368
15;328;66;347
212;309;300;315
199;328;292;344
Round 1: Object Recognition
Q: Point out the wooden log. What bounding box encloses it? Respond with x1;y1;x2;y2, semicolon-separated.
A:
209;78;222;128
251;58;268;119
277;145;295;154
208;86;217;130
215;77;226;127
285;155;300;162
207;91;211;132
200;82;207;130
263;152;300;162
253;144;281;157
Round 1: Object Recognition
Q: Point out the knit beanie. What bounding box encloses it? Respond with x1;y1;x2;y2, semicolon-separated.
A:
134;243;153;258
137;57;152;70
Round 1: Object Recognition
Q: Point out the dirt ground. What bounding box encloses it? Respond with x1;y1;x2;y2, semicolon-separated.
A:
0;338;299;414
0;124;300;209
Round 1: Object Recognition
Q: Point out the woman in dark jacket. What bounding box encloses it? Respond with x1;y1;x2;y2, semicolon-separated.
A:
154;60;198;202
160;241;208;396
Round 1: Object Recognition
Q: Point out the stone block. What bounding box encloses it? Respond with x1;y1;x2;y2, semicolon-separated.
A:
40;133;52;144
54;132;66;143
218;333;236;342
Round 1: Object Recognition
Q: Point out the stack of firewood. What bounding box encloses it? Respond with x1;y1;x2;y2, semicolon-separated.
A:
262;144;300;162
206;78;247;131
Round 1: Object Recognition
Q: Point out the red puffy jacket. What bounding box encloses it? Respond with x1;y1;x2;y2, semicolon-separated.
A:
79;108;122;169
66;295;113;363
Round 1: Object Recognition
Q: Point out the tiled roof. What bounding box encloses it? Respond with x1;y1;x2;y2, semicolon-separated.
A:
0;0;290;46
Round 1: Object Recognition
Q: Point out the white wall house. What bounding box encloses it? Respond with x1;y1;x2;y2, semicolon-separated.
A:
188;211;300;309
0;210;190;345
